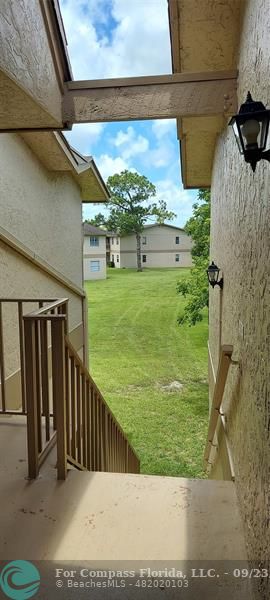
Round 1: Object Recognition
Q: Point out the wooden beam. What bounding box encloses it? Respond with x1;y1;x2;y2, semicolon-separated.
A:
204;345;233;466
63;71;238;124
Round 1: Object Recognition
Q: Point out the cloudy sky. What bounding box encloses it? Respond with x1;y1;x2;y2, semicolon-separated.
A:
59;0;198;226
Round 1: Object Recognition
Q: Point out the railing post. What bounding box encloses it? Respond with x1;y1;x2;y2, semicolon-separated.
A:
51;318;67;480
24;319;39;479
82;295;89;368
18;301;26;413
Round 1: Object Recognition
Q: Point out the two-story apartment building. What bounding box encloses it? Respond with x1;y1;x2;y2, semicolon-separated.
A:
1;2;268;597
110;224;193;268
83;223;107;280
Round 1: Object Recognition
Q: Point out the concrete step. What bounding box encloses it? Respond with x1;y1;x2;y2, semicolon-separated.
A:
0;415;253;599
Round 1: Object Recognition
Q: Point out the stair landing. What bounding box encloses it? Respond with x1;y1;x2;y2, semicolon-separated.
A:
0;416;252;599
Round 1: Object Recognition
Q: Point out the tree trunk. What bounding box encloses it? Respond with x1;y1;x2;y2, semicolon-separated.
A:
136;233;142;271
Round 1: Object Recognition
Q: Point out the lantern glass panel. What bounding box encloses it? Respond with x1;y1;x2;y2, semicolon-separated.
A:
259;116;270;150
240;118;261;150
207;265;219;283
232;120;244;154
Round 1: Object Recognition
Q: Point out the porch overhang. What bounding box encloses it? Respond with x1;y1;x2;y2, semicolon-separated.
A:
62;71;237;124
0;0;243;193
168;0;245;188
20;131;109;203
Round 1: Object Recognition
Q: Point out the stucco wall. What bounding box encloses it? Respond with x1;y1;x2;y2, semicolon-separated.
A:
120;226;192;252
110;236;120;253
209;0;270;593
0;0;62;122
83;257;106;280
0;242;84;408
83;235;106;256
116;251;192;269
110;226;193;268
0;134;83;288
83;235;107;279
0;133;85;408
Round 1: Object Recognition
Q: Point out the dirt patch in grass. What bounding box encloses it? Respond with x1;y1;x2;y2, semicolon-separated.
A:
158;380;184;392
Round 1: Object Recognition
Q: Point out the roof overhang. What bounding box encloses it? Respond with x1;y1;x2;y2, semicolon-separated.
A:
20;131;109;202
168;0;245;188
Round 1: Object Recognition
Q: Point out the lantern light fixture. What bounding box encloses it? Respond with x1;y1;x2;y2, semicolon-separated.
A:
206;261;223;289
229;92;270;172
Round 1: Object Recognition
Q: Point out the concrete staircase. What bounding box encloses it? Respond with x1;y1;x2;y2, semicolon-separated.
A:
0;415;253;599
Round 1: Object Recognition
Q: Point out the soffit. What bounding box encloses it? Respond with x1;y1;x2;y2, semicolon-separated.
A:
0;70;60;130
20;131;109;203
169;0;245;188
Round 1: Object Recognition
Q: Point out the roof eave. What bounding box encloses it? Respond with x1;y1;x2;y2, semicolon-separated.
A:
168;0;245;189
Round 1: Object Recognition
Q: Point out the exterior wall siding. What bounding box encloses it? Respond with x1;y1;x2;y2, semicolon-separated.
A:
0;241;84;407
0;134;83;288
83;257;107;280
0;0;62;122
209;0;270;592
110;226;193;268
117;251;192;269
83;235;107;280
0;133;85;406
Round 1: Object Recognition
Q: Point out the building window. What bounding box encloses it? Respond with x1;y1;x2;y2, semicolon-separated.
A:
90;236;99;247
175;254;180;262
142;236;147;245
111;254;114;261
116;237;119;245
142;255;147;263
175;236;179;244
90;260;100;272
116;255;119;263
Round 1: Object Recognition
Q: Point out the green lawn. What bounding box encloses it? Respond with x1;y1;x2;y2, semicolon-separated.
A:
85;268;208;478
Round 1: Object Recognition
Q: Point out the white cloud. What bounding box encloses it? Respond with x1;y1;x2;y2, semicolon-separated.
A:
152;119;176;140
64;123;105;155
112;126;149;159
154;179;196;227
59;0;171;80
95;153;130;181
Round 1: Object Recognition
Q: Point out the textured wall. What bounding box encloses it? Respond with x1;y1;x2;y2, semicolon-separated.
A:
120;226;192;252
112;226;193;268
0;0;62;122
209;1;270;595
0;134;83;288
117;251;192;269
83;236;107;279
0;241;83;379
83;235;106;256
83;257;107;280
0;133;84;393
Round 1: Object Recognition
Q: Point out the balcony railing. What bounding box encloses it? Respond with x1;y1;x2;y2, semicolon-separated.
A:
0;298;61;415
0;297;140;479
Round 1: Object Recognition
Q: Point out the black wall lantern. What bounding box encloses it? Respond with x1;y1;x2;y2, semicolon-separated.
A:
207;262;223;289
229;92;270;172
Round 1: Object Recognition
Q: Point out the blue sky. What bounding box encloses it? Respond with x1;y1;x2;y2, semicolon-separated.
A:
60;0;198;226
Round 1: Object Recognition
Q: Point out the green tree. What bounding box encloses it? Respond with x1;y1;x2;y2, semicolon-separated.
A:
177;189;210;325
85;213;107;228
107;170;176;271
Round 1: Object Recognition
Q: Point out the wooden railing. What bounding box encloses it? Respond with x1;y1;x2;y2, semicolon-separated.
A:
23;299;69;478
204;344;234;468
63;337;140;478
22;300;140;479
0;298;60;415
